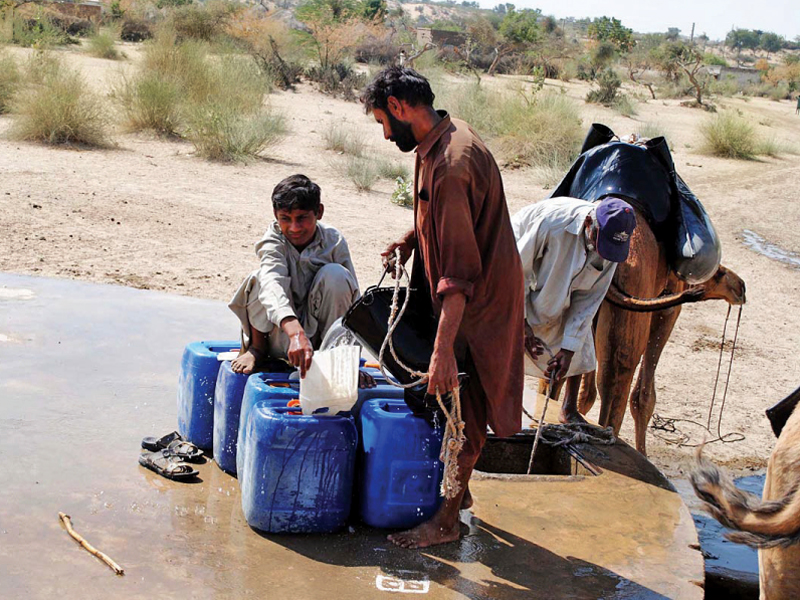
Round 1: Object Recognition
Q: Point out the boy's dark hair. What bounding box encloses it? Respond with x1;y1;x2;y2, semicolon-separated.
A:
272;174;321;212
361;66;435;114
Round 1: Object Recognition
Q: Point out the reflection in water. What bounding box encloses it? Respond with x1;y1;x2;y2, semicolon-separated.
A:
741;229;800;269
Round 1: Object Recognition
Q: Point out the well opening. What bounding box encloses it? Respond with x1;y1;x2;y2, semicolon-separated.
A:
475;431;596;477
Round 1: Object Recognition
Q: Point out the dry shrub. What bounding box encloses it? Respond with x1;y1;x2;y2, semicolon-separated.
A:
185;103;285;162
10;58;109;146
116;72;182;135
438;81;582;170
700;112;756;159
346;155;378;191
168;0;240;42
86;30;120;60
226;11;303;89
323;121;365;156
0;51;21;113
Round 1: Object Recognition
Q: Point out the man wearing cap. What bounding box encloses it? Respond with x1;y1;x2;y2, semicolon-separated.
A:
512;196;636;424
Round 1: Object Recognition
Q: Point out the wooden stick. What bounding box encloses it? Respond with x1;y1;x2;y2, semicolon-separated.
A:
58;512;125;576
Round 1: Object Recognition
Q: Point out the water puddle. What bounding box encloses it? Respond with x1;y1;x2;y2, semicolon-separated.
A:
0;287;35;300
741;229;800;270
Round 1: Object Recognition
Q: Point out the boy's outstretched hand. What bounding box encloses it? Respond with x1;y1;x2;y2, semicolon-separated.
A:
281;317;313;377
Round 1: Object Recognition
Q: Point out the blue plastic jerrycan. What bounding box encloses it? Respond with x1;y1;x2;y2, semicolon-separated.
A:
241;404;357;533
359;399;444;529
236;374;298;478
212;361;251;475
177;340;240;451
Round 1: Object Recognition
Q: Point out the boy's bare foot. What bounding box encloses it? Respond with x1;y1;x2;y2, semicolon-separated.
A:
460;485;473;510
558;408;588;425
387;512;461;549
231;350;258;374
358;369;376;389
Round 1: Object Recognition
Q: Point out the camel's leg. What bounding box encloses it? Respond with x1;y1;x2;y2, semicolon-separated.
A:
577;371;597;416
595;300;651;436
536;376;564;399
629;303;682;454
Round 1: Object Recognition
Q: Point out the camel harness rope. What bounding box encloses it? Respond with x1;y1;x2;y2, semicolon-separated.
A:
378;249;466;499
650;304;745;447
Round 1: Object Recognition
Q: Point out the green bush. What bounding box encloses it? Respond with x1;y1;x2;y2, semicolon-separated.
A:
10;64;109;146
586;68;621;105
0;52;21;113
709;76;740;97
87;31;120;60
703;53;728;66
700;112;756;159
391;176;413;206
2;12;77;47
376;158;410;181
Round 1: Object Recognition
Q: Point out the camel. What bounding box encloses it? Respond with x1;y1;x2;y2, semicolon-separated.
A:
572;208;746;455
691;386;800;600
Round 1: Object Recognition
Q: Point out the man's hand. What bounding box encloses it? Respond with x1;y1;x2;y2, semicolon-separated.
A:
523;322;545;360
546;349;574;382
281;317;313;377
427;345;459;396
381;229;415;277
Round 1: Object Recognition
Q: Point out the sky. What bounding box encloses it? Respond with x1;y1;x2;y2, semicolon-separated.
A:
475;0;800;42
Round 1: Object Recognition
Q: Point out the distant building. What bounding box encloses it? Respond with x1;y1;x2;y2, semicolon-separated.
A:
702;65;762;86
51;1;102;22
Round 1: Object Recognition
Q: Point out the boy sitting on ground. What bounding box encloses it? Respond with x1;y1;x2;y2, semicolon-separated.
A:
228;174;360;378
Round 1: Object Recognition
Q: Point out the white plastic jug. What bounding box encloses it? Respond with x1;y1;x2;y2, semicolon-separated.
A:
299;345;360;415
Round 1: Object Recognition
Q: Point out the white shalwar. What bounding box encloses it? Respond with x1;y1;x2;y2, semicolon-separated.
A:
512;197;617;379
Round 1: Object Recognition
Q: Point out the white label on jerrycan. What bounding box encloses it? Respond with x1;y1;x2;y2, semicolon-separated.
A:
375;574;430;594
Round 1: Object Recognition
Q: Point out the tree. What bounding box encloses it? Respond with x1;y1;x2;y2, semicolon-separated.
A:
664;42;708;106
625;33;664;99
759;32;783;57
359;0;386;21
485;8;540;76
726;28;759;57
587;16;633;53
665;27;680;41
296;0;376;71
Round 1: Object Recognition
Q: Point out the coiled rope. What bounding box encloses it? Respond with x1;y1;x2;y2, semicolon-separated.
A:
378;249;466;499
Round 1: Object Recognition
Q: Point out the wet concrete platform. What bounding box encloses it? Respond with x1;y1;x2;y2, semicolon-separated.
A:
0;274;704;599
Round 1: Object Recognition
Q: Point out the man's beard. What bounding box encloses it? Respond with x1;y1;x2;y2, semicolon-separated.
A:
386;111;418;153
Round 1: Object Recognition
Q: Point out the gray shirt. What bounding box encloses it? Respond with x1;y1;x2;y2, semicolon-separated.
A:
254;221;358;327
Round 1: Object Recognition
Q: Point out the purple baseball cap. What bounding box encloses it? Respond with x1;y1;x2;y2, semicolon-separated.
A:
595;197;636;262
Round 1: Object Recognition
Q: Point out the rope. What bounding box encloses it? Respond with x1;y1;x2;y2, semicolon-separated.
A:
650;305;745;448
377;249;466;499
377;249;428;389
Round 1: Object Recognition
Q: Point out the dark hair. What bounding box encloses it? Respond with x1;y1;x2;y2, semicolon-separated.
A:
272;174;321;212
361;66;435;114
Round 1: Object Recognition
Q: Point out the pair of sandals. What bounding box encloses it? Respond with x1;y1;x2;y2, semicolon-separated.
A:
138;431;203;481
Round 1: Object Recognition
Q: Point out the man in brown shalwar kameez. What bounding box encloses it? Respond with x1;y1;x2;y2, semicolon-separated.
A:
361;66;525;548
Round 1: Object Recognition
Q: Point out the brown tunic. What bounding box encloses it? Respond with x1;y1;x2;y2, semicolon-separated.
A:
412;112;524;438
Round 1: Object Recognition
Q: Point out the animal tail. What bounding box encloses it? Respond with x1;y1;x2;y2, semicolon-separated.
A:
604;282;704;312
690;446;800;549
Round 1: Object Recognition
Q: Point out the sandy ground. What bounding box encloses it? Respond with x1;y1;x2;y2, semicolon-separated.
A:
1;42;799;478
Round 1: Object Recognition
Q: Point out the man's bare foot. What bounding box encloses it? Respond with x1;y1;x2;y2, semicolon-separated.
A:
387;513;461;549
231;350;257;374
460;486;473;510
559;409;588;425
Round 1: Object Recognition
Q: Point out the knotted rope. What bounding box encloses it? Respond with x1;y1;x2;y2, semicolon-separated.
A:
378;248;466;499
